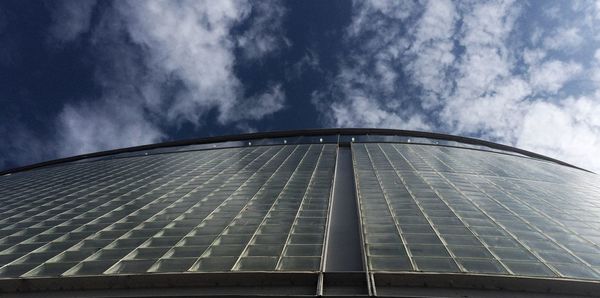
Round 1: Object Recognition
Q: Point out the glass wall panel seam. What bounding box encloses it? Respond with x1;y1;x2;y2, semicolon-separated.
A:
186;145;295;272
3;150;227;277
360;143;417;271
274;145;325;270
372;144;463;273
98;147;263;275
230;144;315;270
75;147;259;276
390;144;515;275
402;145;564;277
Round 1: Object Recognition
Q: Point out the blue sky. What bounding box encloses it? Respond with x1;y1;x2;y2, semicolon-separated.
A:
1;0;600;172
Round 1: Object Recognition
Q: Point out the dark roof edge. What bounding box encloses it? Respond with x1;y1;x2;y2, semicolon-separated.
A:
0;128;591;175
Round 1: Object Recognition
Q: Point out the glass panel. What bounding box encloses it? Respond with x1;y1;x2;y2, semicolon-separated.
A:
0;144;335;277
353;142;600;281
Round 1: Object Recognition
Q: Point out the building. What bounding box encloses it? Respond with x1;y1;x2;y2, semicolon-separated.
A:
0;128;600;297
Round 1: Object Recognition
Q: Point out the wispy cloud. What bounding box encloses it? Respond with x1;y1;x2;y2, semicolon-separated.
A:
36;0;286;160
48;0;97;42
315;0;600;171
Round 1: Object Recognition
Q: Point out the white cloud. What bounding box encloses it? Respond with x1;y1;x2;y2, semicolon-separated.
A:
327;93;430;130
316;0;600;171
543;27;584;51
57;99;163;157
518;96;600;172
236;0;289;60
405;0;457;108
48;0;97;42
529;60;582;93
44;0;287;157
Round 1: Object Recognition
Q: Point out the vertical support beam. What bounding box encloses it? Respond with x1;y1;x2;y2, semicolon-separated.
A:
324;146;364;272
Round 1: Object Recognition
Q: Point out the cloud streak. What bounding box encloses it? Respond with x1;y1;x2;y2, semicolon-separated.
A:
48;0;286;158
314;0;600;172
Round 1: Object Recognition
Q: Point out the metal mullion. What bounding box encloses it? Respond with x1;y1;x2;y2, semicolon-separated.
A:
0;152;201;233
135;146;278;270
275;145;325;270
374;144;462;272
21;149;239;276
393;144;514;274
486;177;600;253
416;145;575;277
416;163;563;276
188;145;302;271
320;145;337;272
0;155;165;230
472;176;600;276
361;144;416;271
350;144;375;297
93;147;262;270
232;144;316;270
2;150;216;273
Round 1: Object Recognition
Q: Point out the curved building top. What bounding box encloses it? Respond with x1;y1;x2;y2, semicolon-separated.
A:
0;128;588;175
0;129;599;297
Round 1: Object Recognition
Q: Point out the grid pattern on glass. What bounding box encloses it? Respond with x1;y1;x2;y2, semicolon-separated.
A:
0;144;335;278
61;132;537;170
354;142;600;280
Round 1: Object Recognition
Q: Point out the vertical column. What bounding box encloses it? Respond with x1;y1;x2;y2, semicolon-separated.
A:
324;146;364;272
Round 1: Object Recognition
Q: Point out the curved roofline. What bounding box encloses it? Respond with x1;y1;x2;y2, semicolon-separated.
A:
0;128;590;175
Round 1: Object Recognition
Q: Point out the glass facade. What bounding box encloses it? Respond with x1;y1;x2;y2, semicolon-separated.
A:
355;143;600;280
0;144;336;277
0;131;599;292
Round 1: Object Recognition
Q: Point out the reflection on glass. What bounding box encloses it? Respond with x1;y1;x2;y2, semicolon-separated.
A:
0;144;335;277
354;142;600;280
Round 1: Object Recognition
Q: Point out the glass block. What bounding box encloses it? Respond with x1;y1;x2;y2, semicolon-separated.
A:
253;234;288;245
289;234;323;244
366;234;402;244
480;236;520;248
458;258;507;274
278;256;320;271
413;257;459;272
11;252;57;264
551;263;600;279
504;261;556;277
442;235;482;246
125;247;170;260
214;234;253;245
246;245;284;256
235;256;278;271
49;249;97;263
142;237;181;248
367;244;407;256
490;247;538;261
0;263;38;278
202;245;245;257
293;225;325;234
179;236;216;246
63;260;115;276
284;244;322;257
88;248;133;261
0;254;22;266
106;260;155;274
399;224;435;234
403;233;443;245
369;256;412;271
23;262;78;277
407;244;450;257
164;246;206;258
148;258;196;272
191;257;237;272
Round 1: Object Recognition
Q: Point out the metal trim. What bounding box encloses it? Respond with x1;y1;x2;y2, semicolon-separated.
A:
3;272;600;296
1;128;590;175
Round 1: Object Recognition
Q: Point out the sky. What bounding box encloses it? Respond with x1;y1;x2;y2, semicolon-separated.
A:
1;0;600;172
